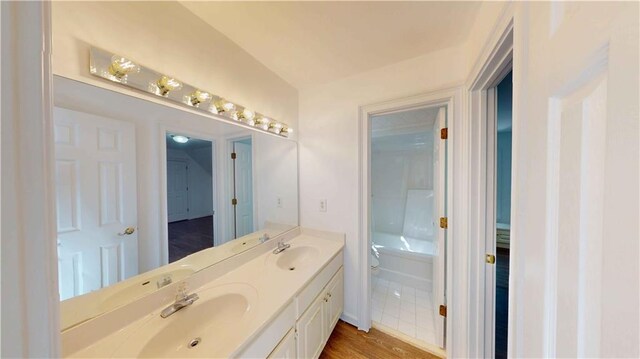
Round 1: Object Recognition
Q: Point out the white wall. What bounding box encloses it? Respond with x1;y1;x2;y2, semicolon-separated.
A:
167;146;215;220
298;45;466;324
51;1;298;132
371;133;434;235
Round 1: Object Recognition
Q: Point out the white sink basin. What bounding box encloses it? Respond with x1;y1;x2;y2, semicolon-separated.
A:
274;246;320;271
112;282;258;358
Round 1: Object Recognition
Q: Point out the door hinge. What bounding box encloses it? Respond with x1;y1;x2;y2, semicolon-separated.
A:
439;305;447;317
187;208;189;212
231;152;236;160
440;127;448;140
231;198;237;206
439;217;448;229
486;254;496;264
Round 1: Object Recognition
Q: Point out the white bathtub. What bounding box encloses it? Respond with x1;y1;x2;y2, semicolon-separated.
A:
372;232;438;290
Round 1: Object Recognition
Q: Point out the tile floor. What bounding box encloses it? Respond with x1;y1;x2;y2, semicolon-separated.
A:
371;276;437;345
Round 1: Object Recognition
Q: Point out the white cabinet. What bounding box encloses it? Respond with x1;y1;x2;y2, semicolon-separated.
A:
296;293;327;359
240;255;344;359
324;268;344;338
269;328;297;359
296;267;344;359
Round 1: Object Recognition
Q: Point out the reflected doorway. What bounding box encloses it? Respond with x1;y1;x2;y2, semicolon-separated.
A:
166;133;215;263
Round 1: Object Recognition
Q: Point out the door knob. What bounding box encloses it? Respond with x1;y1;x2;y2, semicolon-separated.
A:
118;227;136;236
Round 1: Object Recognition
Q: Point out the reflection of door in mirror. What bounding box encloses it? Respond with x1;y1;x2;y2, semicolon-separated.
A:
231;138;254;239
54;107;138;301
166;134;215;263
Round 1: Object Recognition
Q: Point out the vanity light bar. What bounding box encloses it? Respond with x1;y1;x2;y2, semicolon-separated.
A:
89;47;293;137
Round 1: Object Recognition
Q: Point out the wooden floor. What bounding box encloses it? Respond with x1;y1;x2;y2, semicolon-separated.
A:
168;216;214;263
320;320;441;359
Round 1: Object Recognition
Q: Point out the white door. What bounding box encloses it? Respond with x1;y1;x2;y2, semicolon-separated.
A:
517;3;638;357
167;159;189;222
433;107;447;348
233;140;254;238
54;107;138;300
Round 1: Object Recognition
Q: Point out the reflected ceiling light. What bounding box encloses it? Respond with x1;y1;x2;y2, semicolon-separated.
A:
156;76;182;96
108;55;140;79
189;90;212;106
171;135;189;143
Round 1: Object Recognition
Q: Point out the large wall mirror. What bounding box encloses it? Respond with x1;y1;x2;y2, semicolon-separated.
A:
54;76;298;329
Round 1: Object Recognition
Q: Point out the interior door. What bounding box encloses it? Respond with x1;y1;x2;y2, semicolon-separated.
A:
233;140;254;238
167;159;189;222
519;3;638;357
433;107;447;348
54;107;138;300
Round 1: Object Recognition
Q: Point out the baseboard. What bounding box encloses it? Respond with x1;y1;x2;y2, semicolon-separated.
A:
372;322;446;358
340;312;358;328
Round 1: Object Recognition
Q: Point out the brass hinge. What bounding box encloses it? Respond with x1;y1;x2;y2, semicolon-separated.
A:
439;305;447;317
486;254;496;264
231;152;236;160
440;127;448;140
231;198;237;206
439;217;448;229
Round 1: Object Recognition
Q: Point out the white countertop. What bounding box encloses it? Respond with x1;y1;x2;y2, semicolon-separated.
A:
66;231;344;358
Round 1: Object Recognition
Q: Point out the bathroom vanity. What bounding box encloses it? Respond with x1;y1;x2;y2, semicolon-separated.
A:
62;228;344;358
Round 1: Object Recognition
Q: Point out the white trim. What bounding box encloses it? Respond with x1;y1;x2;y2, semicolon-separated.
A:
358;87;463;356
465;9;515;359
0;1;60;356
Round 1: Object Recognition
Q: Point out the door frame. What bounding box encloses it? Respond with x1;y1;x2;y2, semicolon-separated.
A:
357;87;462;356
466;11;515;359
159;127;218;265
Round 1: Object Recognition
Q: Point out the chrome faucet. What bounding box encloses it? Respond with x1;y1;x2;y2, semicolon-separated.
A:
259;233;270;243
160;284;199;318
273;240;291;254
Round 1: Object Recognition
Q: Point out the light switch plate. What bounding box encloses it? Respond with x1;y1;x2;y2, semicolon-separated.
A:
319;199;327;212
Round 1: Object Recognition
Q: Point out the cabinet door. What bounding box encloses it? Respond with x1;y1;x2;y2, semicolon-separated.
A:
325;268;344;337
296;294;326;359
269;327;296;359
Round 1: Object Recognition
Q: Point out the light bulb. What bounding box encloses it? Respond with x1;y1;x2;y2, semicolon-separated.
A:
238;109;255;125
268;122;283;134
108;56;140;79
255;116;270;130
171;135;189;143
157;76;182;96
189;90;212;106
213;99;236;113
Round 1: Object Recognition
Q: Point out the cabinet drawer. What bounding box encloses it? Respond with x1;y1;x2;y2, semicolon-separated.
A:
295;251;343;319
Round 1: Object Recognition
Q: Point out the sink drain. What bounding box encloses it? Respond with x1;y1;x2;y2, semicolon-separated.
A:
289;267;295;271
188;337;201;348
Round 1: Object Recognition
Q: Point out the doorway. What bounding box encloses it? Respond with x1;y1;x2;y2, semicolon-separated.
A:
166;133;215;263
494;70;512;359
366;104;448;354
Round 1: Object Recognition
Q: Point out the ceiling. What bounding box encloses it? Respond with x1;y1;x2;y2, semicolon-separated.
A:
180;1;481;89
